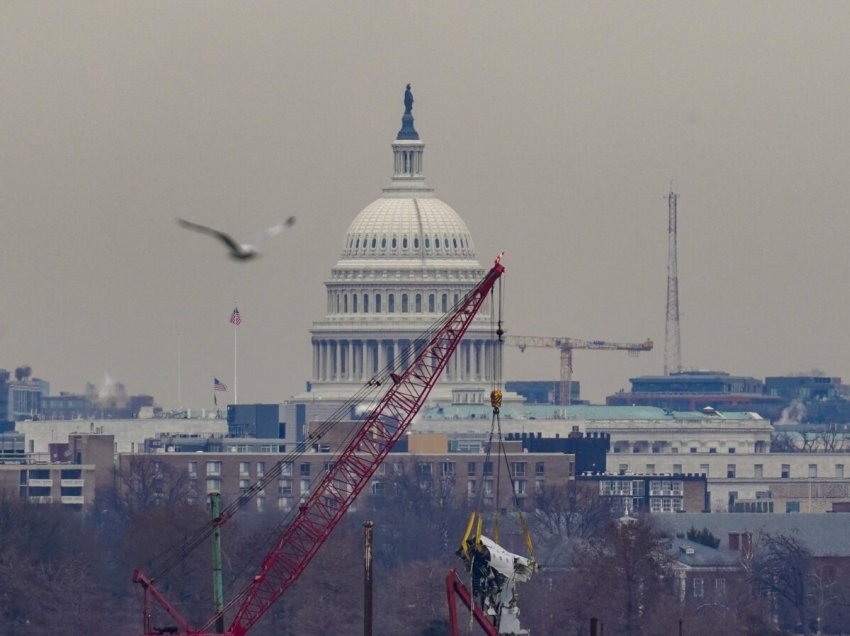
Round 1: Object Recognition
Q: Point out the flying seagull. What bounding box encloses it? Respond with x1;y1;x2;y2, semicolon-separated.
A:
177;216;296;260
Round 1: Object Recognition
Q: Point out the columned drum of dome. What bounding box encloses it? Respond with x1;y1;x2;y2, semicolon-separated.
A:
306;87;498;403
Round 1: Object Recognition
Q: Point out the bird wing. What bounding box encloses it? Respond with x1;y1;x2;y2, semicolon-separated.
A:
248;216;296;247
177;218;243;253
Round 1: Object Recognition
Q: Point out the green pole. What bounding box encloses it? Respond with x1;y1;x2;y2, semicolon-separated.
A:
210;492;225;633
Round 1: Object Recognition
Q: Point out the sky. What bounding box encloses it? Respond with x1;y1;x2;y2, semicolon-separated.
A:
2;2;850;409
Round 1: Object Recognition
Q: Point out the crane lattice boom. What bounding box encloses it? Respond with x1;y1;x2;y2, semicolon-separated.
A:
505;335;653;406
134;258;506;636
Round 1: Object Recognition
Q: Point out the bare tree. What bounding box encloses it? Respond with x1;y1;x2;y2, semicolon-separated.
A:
532;481;613;540
110;454;191;516
556;518;675;636
747;532;813;635
816;422;847;452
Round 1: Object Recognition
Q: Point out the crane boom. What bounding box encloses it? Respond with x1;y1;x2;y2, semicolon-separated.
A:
505;335;653;406
135;257;506;636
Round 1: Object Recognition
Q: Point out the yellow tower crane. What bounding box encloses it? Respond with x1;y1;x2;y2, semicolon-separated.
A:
505;335;654;406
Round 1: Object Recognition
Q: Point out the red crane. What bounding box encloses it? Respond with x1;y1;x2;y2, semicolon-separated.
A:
133;256;506;636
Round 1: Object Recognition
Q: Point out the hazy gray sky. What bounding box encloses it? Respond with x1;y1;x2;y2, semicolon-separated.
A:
3;2;850;408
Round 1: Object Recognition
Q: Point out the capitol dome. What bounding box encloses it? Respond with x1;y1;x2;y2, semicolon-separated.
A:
305;86;498;403
339;197;477;263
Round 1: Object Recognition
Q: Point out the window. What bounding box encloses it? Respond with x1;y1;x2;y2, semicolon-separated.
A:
239;462;250;477
278;496;293;511
401;294;408;313
388;294;395;313
727;464;736;479
618;464;628;475
441;294;448;312
256;462;265;477
535;478;545;492
836;464;844;479
673;464;682;474
511;462;527;477
483;461;493;476
808;464;818;478
188;461;198;477
363;294;369;313
352;294;358;313
279;461;293;477
483;479;493;495
206;461;221;476
786;501;800;513
441;462;455;477
375;294;382;313
693;578;704;599
299;479;310;499
728;448;736;454
300;463;311;477
649;480;683;496
535;462;545;477
428;294;435;312
514;480;527;496
239;479;250;493
690;447;698;454
417;463;432;476
646;464;655;474
415;294;422;313
206;478;222;494
699;464;710;477
715;577;726;596
781;464;791;479
467;480;476;496
709;448;717;454
278;479;292;495
467;462;476;476
754;464;763;478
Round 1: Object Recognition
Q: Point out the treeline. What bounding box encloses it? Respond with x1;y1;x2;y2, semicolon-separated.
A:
1;467;849;635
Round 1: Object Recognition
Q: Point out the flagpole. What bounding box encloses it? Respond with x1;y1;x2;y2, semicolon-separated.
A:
177;332;182;410
234;326;238;405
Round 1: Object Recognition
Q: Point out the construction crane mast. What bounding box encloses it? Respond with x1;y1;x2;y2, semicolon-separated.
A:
505;335;653;406
133;256;506;636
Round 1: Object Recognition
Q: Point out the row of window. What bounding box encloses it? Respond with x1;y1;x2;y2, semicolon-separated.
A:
618;463;846;479
344;233;471;254
191;460;544;477
331;291;462;315
413;461;540;478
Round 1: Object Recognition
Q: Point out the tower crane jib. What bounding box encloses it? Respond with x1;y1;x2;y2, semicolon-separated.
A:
505;335;653;406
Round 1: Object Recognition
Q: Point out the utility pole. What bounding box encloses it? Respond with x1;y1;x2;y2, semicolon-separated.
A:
364;521;374;636
665;189;682;375
210;492;225;633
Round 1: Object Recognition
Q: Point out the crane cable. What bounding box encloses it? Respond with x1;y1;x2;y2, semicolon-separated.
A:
467;273;534;556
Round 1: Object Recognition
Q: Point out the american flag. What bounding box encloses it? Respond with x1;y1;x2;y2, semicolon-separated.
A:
213;378;228;392
230;307;241;326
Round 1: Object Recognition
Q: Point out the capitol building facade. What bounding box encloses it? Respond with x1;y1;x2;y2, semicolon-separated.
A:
286;87;508;422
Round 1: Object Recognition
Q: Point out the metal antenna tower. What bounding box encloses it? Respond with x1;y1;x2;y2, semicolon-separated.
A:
664;189;682;375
